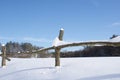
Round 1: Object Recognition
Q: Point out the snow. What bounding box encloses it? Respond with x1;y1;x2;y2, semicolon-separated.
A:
109;36;120;42
52;37;68;46
60;28;64;31
52;36;120;47
0;57;120;80
2;44;5;46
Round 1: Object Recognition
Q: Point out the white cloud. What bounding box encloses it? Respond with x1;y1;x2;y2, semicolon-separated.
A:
23;37;52;43
112;22;120;27
0;37;14;40
0;36;52;43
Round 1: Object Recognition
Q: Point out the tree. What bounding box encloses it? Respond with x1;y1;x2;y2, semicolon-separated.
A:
6;41;14;54
21;43;33;53
6;41;38;54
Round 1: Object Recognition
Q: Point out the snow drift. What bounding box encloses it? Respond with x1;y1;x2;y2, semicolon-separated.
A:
0;57;120;80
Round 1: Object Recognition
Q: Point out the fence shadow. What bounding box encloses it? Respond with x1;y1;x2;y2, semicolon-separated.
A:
0;67;55;78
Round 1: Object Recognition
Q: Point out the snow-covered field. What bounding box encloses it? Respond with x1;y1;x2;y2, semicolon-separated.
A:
0;57;120;80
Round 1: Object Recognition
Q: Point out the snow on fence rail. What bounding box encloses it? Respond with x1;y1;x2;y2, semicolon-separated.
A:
33;41;120;53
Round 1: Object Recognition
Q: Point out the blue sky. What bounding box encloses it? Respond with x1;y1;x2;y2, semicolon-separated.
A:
0;0;120;50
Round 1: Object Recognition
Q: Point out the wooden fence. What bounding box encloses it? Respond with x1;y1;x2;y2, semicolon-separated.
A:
1;29;120;67
33;29;120;67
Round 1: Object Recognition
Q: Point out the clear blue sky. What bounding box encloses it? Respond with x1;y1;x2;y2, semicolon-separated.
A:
0;0;120;49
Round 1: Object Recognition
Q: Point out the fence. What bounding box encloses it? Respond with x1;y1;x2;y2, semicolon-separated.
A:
1;29;120;67
32;29;120;66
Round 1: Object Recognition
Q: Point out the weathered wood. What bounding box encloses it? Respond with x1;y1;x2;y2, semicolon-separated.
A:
57;41;120;49
0;54;11;61
55;47;60;66
55;29;64;66
5;57;11;61
1;45;6;67
58;29;64;41
32;46;54;53
31;41;120;54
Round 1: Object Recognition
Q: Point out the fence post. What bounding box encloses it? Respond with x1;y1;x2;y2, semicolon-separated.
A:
55;47;61;66
1;44;6;67
58;28;64;41
55;28;64;67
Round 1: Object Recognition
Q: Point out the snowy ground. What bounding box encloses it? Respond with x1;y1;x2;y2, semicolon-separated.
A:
0;57;120;80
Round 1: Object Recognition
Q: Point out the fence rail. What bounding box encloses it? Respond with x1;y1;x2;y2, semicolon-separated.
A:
35;41;120;53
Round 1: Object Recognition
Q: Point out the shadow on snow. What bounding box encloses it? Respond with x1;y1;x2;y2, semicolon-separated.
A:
79;73;120;80
0;67;55;78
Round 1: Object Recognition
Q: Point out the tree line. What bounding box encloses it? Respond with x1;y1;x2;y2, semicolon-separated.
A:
60;46;120;57
57;34;120;57
0;41;41;54
0;34;120;58
0;41;53;58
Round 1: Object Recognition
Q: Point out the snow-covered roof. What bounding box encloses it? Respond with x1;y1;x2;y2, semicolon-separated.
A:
109;36;120;42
